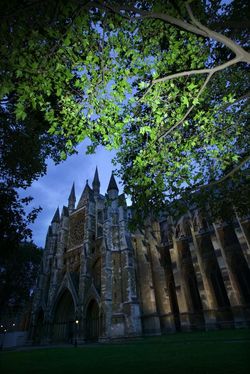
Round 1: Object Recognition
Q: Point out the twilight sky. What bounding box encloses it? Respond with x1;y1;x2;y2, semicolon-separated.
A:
19;139;124;248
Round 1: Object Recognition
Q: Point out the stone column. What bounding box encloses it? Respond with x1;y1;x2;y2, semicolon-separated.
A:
236;215;250;266
191;230;223;329
133;233;161;335
171;238;193;331
146;223;175;333
214;222;250;327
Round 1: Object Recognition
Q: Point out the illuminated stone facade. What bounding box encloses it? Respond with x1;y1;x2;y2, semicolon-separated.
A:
30;169;250;343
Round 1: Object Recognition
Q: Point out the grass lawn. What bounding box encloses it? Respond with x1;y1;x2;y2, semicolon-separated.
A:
0;329;249;374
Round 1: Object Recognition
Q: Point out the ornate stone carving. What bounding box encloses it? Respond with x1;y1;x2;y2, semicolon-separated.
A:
69;211;85;247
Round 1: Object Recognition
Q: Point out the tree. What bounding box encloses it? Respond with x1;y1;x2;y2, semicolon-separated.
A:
0;52;76;253
0;1;79;311
0;185;42;313
0;104;73;308
0;102;75;188
0;241;42;317
0;0;249;220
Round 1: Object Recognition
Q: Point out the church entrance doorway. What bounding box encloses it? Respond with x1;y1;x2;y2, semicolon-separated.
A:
86;299;99;341
52;289;75;343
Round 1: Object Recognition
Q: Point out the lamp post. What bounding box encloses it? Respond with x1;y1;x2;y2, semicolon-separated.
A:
74;320;79;347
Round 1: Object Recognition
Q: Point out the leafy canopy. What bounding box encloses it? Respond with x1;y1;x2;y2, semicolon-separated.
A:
0;0;249;220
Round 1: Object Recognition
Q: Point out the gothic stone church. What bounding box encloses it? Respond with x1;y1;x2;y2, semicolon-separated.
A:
30;168;250;343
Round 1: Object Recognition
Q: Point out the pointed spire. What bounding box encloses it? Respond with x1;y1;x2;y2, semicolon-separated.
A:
68;182;76;202
68;183;76;214
93;167;100;185
92;166;100;194
52;207;60;223
107;172;118;191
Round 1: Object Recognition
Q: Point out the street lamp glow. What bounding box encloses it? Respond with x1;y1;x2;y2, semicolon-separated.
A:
75;320;79;324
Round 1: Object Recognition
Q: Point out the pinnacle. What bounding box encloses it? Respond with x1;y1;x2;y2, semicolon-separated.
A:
93;166;100;186
107;172;118;191
68;182;76;201
51;207;60;223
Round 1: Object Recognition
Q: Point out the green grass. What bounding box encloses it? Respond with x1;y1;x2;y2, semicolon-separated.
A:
0;329;250;374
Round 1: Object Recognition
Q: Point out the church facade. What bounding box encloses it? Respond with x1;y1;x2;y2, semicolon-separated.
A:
30;169;250;343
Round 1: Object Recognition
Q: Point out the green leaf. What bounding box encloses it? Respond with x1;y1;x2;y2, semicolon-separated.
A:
60;151;67;160
182;96;189;107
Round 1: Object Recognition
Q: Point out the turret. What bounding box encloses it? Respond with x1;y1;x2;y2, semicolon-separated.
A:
52;207;60;223
92;167;100;196
68;183;76;214
51;207;60;234
107;172;119;199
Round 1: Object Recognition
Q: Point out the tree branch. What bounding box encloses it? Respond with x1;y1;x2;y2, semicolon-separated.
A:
185;4;250;63
137;55;241;108
157;72;213;141
99;1;209;36
152;56;241;85
138;82;153;102
101;1;250;63
193;154;250;191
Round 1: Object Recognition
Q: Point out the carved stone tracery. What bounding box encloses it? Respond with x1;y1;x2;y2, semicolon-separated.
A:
69;211;85;247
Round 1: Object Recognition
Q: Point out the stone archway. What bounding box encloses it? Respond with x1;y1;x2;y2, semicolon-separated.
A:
85;299;100;341
52;289;75;343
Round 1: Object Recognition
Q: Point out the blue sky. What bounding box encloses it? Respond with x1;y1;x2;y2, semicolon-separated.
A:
19;139;123;248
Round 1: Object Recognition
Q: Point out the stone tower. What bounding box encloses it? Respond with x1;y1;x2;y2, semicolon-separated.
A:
30;169;250;343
